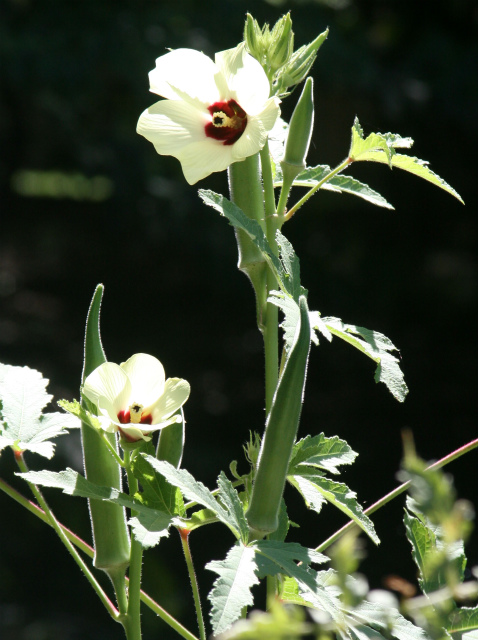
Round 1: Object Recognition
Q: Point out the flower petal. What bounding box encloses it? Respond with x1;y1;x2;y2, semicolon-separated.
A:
232;98;280;160
119;425;152;442
137;100;207;155
150;378;191;422
82;363;131;418
120;353;166;408
215;45;271;115
149;49;220;105
175;139;236;184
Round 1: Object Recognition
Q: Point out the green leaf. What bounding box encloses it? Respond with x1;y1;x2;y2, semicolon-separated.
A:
288;472;379;545
131;452;185;518
206;543;260;635
18;468;172;548
0;364;79;458
143;456;240;538
253;540;343;624
288;164;395;210
276;230;303;302
58;398;102;431
321;317;409;402
215;598;309;640
449;607;478;637
199;190;289;294
268;290;300;353
217;472;249;543
289;433;358;475
348;600;430;640
349;118;463;203
182;508;219;532
404;507;441;594
404;498;466;595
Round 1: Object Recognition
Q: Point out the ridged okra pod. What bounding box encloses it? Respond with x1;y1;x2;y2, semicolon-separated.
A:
246;295;311;538
81;285;131;575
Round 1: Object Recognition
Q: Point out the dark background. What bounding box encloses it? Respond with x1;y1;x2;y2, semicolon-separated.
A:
1;0;477;638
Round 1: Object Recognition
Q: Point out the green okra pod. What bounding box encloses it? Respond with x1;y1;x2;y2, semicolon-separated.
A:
81;285;131;575
281;77;314;186
246;295;311;538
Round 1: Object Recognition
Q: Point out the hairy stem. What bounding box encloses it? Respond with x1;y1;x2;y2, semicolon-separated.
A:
14;451;119;620
180;528;206;640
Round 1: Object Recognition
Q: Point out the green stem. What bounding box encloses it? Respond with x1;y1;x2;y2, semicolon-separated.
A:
0;475;199;639
122;451;143;640
14;451;119;620
179;528;206;640
316;437;478;553
261;143;280;415
284;157;352;221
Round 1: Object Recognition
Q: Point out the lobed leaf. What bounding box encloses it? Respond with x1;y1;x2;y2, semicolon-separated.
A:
348;600;431;640
18;467;172;548
289;433;358;475
448;607;478;637
253;540;343;624
288;471;379;544
199;190;288;292
132;452;185;518
0;364;79;458
349;118;463;203
320;317;409;402
217;472;250;544
143;456;240;538
207;543;259;635
285;164;394;209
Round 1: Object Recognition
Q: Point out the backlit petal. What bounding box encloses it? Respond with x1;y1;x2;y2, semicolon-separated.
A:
150;378;191;422
121;353;165;407
215;45;271;115
175;139;236;184
82;363;131;417
137;100;207;154
149;49;220;105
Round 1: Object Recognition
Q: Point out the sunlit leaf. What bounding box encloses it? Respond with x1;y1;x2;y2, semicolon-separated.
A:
207;543;259;635
0;364;79;458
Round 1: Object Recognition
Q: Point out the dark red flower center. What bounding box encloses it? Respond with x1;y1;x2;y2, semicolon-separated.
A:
205;100;247;146
117;408;152;425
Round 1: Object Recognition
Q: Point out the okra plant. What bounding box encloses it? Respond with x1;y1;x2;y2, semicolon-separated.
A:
1;12;477;640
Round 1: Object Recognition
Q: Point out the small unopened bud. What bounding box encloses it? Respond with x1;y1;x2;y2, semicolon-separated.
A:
244;14;265;63
276;28;328;95
281;77;314;183
268;13;294;74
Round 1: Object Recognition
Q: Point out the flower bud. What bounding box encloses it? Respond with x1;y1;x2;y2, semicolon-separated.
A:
244;14;267;65
268;13;294;74
275;28;328;95
281;77;314;185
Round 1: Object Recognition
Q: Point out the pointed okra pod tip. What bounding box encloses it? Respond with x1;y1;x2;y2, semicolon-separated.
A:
281;77;315;187
81;284;131;577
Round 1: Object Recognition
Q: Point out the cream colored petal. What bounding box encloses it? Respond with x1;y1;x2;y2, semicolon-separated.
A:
232;99;280;160
150;378;191;423
215;45;271;115
120;353;165;407
175;139;236;184
149;48;220;105
137;100;208;155
232;117;267;160
119;425;152;442
82;363;131;418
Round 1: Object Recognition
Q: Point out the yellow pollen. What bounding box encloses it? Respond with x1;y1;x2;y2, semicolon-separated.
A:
212;111;242;130
129;402;144;424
